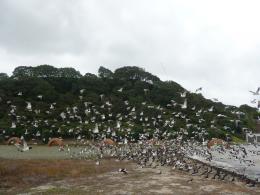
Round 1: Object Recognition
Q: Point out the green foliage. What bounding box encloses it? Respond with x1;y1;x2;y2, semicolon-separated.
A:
0;73;9;81
98;66;113;79
12;65;82;79
0;65;258;142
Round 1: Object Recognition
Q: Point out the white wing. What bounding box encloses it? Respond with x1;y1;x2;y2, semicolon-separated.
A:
23;139;28;148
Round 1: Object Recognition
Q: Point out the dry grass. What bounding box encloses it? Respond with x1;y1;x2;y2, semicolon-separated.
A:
1;159;260;195
0;158;132;193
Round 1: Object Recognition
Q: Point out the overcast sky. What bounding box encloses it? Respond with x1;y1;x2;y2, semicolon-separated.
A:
0;0;259;107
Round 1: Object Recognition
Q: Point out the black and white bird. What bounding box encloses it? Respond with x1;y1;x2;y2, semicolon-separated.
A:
15;136;32;152
118;168;128;174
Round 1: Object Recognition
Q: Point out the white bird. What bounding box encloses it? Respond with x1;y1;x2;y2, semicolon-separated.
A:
112;131;116;136
217;114;227;117
181;99;187;109
36;131;41;137
93;124;99;133
80;89;85;94
208;106;214;112
50;104;55;110
11;122;16;128
60;112;66;120
17;92;23;96
107;127;111;133
249;87;260;95
25;129;29;135
26;102;32;111
37;95;43;100
117;88;123;92
116;121;121;128
180;91;187;98
15;136;32;152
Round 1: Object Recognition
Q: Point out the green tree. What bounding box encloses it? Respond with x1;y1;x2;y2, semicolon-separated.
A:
98;66;113;78
58;67;82;78
0;73;9;80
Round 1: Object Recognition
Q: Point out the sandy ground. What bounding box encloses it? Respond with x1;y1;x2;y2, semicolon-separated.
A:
0;145;260;194
0;159;259;195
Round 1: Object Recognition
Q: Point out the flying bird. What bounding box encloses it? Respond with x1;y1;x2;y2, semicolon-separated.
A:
15;136;32;152
180;91;187;98
144;89;149;94
195;87;202;93
117;88;123;92
80;89;85;94
37;95;43;100
26;102;32;111
181;99;187;109
249;87;260;95
251;99;257;104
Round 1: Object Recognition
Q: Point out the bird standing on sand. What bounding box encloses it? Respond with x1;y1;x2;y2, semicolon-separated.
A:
118;168;128;174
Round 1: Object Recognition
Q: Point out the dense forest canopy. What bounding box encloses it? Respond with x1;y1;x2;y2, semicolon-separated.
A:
0;65;259;143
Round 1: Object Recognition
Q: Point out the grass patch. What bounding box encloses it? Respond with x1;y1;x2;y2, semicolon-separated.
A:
231;136;245;144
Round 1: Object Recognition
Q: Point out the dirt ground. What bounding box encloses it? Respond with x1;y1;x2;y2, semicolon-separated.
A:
0;159;260;195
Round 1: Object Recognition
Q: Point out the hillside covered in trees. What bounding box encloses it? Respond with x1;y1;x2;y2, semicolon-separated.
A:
0;65;259;143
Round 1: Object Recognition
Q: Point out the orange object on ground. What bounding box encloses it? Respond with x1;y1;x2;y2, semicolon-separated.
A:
7;137;21;145
48;138;64;146
102;138;116;145
207;138;227;148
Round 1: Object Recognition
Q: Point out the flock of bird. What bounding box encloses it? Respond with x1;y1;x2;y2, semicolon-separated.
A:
1;84;260;187
249;87;260;108
61;136;260;187
0;85;250;145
